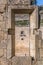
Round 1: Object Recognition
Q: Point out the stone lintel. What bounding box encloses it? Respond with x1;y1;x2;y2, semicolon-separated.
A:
10;5;38;14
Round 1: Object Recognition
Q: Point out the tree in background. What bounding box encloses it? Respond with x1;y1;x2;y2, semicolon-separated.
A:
31;0;37;5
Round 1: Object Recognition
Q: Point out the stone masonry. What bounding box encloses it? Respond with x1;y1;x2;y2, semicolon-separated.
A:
0;0;43;65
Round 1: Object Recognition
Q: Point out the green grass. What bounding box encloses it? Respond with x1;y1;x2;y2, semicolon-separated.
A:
15;20;30;26
40;19;43;26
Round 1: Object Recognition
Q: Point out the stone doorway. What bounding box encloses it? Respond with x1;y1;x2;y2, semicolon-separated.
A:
7;7;38;59
11;9;30;57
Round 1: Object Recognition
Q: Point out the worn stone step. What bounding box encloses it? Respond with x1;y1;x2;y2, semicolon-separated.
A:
11;56;32;65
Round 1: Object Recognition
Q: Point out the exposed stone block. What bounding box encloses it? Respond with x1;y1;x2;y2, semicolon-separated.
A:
0;14;3;22
0;57;9;65
12;56;31;65
0;22;6;30
0;49;4;57
8;0;30;4
0;31;4;41
0;0;7;4
40;48;43;58
0;5;5;12
37;61;43;65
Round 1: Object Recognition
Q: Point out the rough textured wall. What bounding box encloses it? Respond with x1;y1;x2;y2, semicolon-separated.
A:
8;0;31;4
38;10;43;60
11;56;31;65
0;0;43;65
0;0;7;58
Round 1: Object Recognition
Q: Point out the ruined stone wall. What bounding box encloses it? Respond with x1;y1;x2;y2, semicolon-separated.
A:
8;0;31;4
38;10;43;60
0;0;43;65
0;0;32;60
0;0;32;64
0;0;7;58
0;0;12;59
